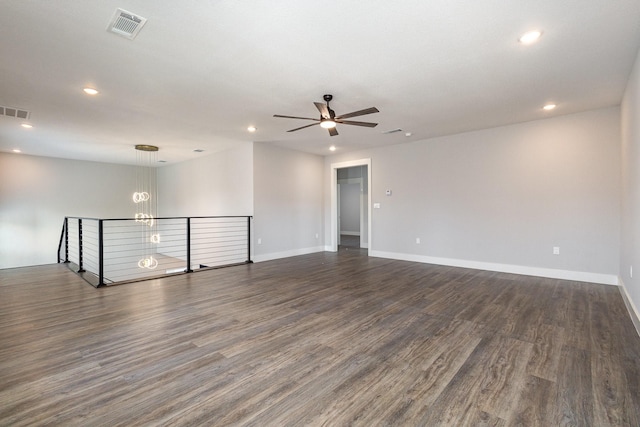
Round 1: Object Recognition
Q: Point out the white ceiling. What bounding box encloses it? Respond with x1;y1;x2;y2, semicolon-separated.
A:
1;0;639;166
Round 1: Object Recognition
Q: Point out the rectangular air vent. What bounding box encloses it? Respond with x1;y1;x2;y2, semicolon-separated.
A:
107;8;147;40
382;128;403;134
0;106;30;120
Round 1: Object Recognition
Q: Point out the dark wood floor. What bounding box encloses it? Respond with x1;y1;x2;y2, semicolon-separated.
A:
339;234;361;249
1;251;639;426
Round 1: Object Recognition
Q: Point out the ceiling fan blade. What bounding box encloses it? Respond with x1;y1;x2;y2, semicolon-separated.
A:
328;127;339;137
274;114;319;121
287;123;320;132
314;102;331;119
335;107;379;120
336;119;378;128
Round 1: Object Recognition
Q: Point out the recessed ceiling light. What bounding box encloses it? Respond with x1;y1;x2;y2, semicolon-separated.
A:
405;132;412;137
519;30;542;45
83;87;99;95
247;126;257;132
12;149;21;153
543;103;557;111
21;123;33;129
329;145;336;151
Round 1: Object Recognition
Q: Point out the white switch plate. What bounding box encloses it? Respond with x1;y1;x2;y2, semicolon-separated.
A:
374;203;381;209
386;189;392;196
631;265;633;278
315;233;318;239
416;237;420;244
257;238;262;245
553;246;560;255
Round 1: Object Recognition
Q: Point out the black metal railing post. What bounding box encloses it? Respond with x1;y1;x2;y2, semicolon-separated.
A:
58;217;70;263
77;218;85;273
247;216;253;263
64;217;69;263
185;217;193;272
98;220;104;286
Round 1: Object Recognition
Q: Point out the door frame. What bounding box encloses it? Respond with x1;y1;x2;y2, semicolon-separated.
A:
330;158;371;253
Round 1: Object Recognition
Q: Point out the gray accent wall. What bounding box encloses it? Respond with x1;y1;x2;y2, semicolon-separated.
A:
0;153;136;268
621;47;640;326
325;107;621;279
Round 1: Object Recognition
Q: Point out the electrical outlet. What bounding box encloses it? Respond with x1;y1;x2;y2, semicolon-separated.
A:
553;247;560;255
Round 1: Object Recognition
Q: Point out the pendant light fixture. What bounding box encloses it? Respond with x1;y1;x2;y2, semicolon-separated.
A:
134;144;159;269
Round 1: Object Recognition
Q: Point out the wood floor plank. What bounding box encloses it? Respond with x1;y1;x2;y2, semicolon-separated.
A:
510;374;557;426
591;350;639;426
1;253;640;426
525;323;564;382
555;345;594;426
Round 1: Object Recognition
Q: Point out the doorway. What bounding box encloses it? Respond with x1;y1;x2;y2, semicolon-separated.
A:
330;159;371;254
338;172;364;249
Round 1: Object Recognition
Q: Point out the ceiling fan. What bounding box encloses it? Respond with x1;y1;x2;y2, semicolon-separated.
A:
274;94;379;136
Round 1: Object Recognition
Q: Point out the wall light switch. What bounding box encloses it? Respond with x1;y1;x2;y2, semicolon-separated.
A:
374;203;381;209
416;237;420;244
553;246;560;255
257;238;262;245
386;190;392;196
315;233;319;239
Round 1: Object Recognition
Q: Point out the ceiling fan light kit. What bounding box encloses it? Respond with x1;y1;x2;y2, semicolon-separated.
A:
320;120;337;129
274;94;379;136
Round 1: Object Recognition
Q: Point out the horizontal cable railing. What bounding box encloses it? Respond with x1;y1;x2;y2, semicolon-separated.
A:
58;216;252;287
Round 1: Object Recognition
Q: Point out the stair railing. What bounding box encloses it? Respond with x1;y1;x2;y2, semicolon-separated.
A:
58;216;253;287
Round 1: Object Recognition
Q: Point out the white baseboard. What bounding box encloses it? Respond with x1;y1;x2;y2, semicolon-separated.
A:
368;250;619;286
618;278;640;338
340;231;360;236
253;246;324;263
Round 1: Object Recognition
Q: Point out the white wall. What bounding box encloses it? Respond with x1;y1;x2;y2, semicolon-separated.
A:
325;107;621;284
253;144;324;261
0;153;136;268
157;144;253;216
621;47;640;329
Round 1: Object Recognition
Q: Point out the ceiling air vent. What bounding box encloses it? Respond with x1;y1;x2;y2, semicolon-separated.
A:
382;128;403;134
0;106;30;120
107;8;147;40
